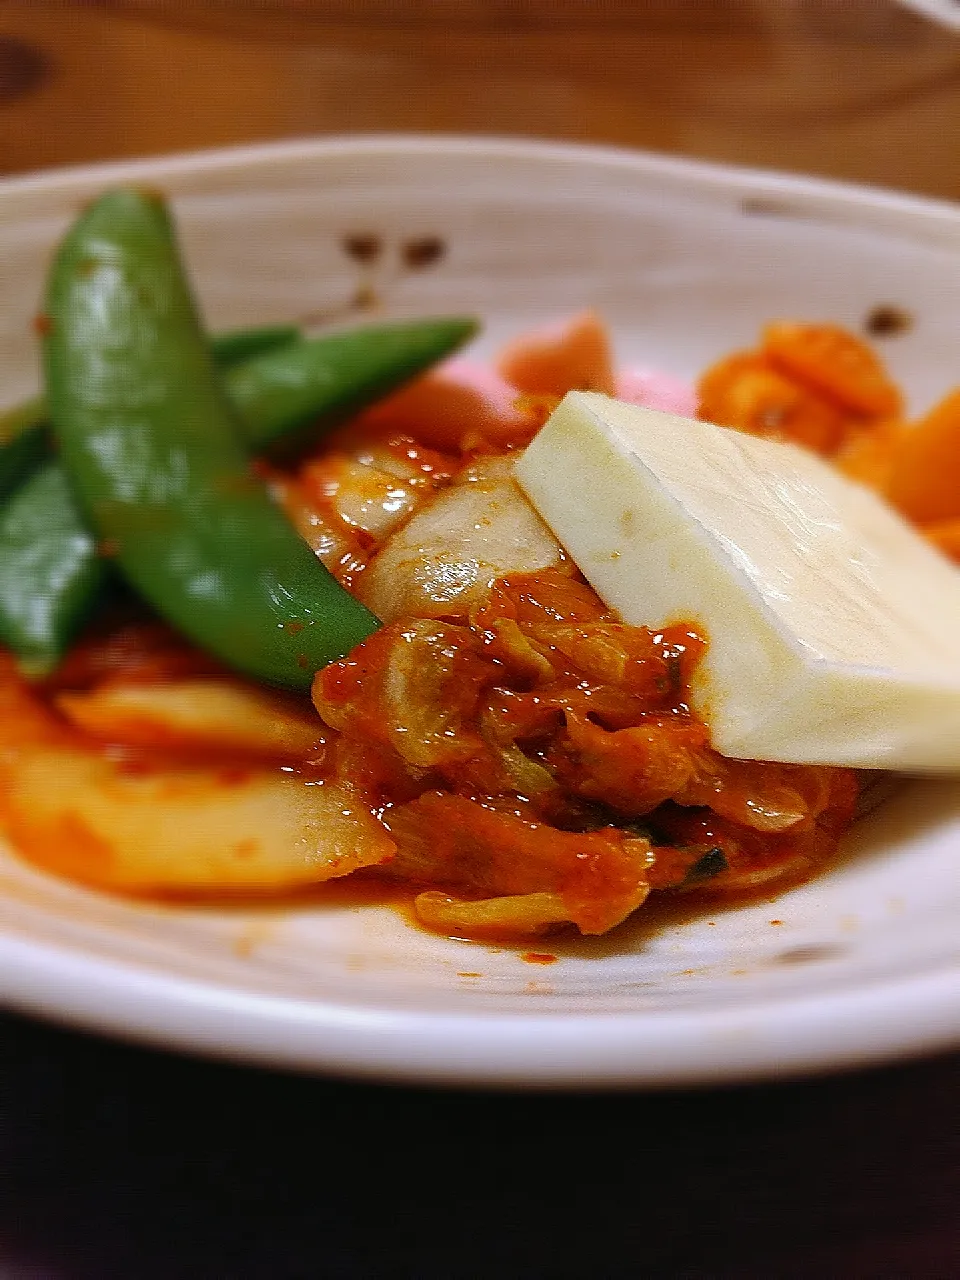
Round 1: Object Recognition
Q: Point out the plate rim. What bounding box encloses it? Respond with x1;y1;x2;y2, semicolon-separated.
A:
3;130;960;231
2;132;960;1089
2;924;958;1088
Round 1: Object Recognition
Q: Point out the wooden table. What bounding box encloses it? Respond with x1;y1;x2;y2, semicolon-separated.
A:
3;1;960;202
1;4;959;1276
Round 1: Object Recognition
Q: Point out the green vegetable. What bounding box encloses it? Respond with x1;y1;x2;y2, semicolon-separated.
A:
684;847;728;883
0;461;108;675
0;395;51;505
208;323;302;367
3;204;475;676
43;186;381;688
229;317;478;458
3;314;474;675
0;313;477;504
0;323;303;673
0;323;302;501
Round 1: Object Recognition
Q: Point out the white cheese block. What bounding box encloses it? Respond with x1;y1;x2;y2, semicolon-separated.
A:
514;391;960;772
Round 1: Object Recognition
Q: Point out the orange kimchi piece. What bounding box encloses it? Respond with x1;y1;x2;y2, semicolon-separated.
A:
697;321;903;458
312;569;859;938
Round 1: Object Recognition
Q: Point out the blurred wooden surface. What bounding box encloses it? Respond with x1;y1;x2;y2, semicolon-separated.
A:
2;0;960;199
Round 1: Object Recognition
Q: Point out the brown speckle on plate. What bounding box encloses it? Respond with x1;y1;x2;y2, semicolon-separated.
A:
864;304;914;338
773;944;845;966
341;233;382;264
740;197;796;218
402;236;446;269
352;282;380;311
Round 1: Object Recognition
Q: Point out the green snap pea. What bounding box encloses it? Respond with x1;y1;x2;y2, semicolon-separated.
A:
0;461;108;675
3;208;475;676
0;323;303;673
0;313;478;499
0;322;302;502
0;323;303;674
2;313;475;675
207;323;302;367
229;318;479;458
43;187;381;688
0;396;49;504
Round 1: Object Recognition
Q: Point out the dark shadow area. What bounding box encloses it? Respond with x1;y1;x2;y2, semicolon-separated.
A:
2;1009;959;1278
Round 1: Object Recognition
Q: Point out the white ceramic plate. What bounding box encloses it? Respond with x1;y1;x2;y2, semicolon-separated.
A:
1;136;959;1089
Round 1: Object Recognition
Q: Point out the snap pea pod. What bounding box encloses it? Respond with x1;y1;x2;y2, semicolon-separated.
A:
207;322;301;367
3;314;476;675
0;314;478;500
5;226;475;676
0;461;107;675
228;318;479;457
0;396;49;504
0;324;302;673
43;187;380;688
0;322;301;504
